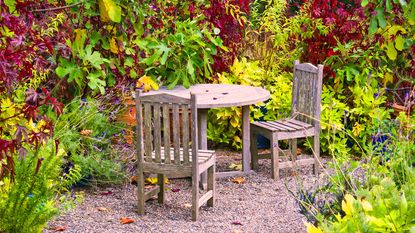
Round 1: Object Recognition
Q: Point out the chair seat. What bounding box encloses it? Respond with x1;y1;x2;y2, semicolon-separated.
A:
251;118;313;132
251;118;316;140
142;147;215;177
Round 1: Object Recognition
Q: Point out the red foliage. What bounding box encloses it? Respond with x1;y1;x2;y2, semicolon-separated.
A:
204;0;250;73
299;0;367;77
0;1;66;180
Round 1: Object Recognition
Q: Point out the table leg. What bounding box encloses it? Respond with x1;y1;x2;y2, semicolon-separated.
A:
242;106;251;172
198;109;208;189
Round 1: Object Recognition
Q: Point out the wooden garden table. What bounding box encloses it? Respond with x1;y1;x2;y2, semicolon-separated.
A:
141;84;270;184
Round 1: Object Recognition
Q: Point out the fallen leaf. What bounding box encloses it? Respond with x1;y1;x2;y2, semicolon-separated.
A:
231;177;246;184
145;177;170;185
229;163;242;171
184;203;192;208
51;226;66;231
145;177;158;185
289;170;299;177
120;217;135;224
130;176;138;185
97;207;109;211
171;188;181;192
296;148;302;155
100;191;113;195
232;221;243;225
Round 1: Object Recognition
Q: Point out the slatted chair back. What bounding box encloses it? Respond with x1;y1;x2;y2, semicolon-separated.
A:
135;90;198;169
291;60;324;126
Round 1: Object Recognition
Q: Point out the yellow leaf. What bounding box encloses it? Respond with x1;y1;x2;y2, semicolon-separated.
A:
305;223;323;233
229;163;242;170
361;199;373;212
386;41;397;60
230;118;239;128
342;193;355;216
145;177;158;185
144;177;169;185
233;135;241;143
110;37;119;54
383;72;394;86
136;75;159;92
98;0;121;23
73;29;87;52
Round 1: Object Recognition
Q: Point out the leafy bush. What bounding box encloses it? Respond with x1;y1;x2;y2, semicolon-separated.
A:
53;97;127;185
0;142;80;233
302;110;415;232
207;58;292;149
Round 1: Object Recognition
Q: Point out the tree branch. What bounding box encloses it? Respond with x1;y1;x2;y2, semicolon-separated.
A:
30;2;82;13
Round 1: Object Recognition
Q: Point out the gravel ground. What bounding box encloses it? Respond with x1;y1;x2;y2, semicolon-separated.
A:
45;149;324;233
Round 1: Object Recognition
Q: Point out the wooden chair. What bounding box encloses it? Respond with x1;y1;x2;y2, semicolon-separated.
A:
135;90;216;221
250;60;323;179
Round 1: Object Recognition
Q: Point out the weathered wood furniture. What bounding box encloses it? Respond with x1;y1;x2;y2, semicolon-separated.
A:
250;61;323;179
135;90;216;221
140;84;270;183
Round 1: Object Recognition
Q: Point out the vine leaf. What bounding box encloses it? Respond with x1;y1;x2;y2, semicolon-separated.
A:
386;41;397;60
98;0;121;23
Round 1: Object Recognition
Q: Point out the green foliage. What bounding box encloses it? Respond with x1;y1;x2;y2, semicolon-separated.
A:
136;18;224;89
304;112;415;232
0;142;79;233
312;174;415;233
53;97;126;185
207;58;292;149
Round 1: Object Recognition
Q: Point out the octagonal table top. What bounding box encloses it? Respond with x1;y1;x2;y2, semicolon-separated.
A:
139;84;270;109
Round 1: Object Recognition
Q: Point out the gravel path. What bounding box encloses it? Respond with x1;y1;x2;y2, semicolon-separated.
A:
45;150;323;233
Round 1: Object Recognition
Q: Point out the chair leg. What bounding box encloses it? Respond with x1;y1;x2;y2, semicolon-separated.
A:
157;174;165;204
192;172;199;221
313;135;320;175
271;133;279;180
207;164;215;207
290;139;298;162
250;130;259;170
137;171;145;215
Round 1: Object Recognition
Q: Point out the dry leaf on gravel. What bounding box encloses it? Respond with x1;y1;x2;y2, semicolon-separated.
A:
51;226;66;231
184;203;192;208
120;217;135;224
232;221;243;225
171;188;181;192
145;177;170;185
100;191;113;195
231;177;246;184
229;163;242;170
130;175;138;185
96;207;109;212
